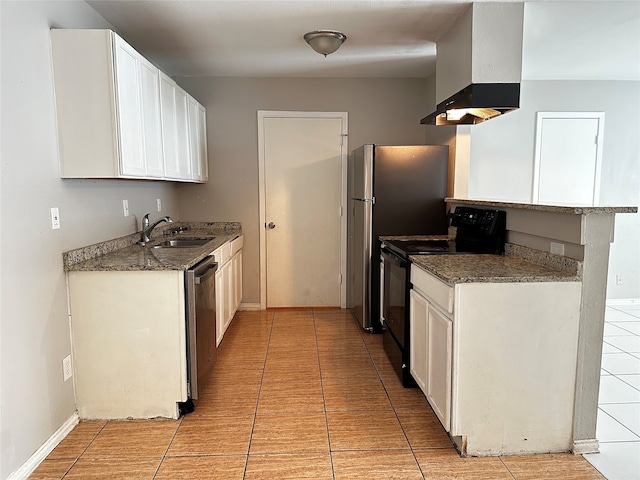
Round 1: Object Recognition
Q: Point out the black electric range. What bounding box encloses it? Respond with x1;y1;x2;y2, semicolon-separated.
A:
383;206;507;258
380;206;506;387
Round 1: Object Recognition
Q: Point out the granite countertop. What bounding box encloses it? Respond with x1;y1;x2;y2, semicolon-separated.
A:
445;198;637;215
410;253;581;286
64;222;241;272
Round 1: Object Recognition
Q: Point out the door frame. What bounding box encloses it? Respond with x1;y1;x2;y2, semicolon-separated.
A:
257;110;349;310
532;111;605;205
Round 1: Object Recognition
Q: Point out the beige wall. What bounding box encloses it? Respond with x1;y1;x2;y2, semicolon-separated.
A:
174;77;431;305
0;2;180;476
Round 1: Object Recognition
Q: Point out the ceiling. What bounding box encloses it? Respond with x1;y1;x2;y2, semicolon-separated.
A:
86;0;479;78
86;0;639;80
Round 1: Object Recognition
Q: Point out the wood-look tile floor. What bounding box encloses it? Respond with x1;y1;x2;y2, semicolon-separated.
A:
30;309;605;479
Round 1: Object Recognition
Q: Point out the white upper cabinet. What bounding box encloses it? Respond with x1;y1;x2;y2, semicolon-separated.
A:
159;72;192;180
138;56;164;178
175;88;194;180
51;29;207;183
187;95;208;182
112;35;146;177
196;103;209;182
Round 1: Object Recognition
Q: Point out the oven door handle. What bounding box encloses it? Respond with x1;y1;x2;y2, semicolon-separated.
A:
381;249;407;268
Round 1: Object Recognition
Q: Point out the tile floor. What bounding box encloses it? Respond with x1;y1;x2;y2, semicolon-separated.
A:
584;303;640;480
30;308;604;479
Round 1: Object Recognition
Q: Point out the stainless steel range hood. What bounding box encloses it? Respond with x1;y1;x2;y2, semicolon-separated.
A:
423;3;524;126
421;83;520;126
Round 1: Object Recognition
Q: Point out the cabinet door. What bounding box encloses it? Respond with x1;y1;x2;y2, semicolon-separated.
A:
233;250;243;312
175;87;192;180
215;268;225;347
139;57;164;178
186;96;208;183
223;260;233;331
409;289;428;393
197;103;208;182
187;95;200;181
159;73;180;179
112;35;145;177
427;304;452;432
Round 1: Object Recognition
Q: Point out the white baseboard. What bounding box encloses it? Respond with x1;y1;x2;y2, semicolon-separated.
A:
573;438;600;455
238;302;262;311
7;412;79;480
607;298;640;306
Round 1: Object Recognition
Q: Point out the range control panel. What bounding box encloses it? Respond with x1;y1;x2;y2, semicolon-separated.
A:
450;206;506;235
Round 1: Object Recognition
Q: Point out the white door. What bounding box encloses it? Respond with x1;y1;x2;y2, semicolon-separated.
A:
258;112;347;308
533;112;604;205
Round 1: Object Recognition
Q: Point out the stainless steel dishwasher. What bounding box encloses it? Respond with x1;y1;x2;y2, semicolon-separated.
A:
185;255;218;399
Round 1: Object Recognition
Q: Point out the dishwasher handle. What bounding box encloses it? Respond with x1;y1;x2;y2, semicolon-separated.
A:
193;259;218;285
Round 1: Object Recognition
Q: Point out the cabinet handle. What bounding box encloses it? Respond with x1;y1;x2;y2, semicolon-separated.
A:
267;222;276;229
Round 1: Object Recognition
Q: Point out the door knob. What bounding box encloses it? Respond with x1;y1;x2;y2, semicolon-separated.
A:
267;222;276;229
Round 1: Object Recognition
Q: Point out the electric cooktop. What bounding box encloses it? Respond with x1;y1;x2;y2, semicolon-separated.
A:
382;207;507;259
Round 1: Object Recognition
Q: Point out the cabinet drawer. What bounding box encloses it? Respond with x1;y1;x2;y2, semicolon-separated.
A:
212;242;232;266
230;235;243;255
410;264;453;314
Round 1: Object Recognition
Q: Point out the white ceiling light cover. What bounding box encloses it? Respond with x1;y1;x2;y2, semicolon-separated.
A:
303;30;347;56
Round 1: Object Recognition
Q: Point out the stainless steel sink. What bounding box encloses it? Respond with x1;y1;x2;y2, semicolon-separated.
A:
151;238;214;248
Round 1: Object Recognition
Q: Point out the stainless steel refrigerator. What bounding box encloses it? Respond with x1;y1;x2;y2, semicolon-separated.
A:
347;144;449;331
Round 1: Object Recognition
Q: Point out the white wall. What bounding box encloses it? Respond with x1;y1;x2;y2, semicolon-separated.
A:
464;1;640;299
173;76;429;305
0;2;179;476
466;80;639;298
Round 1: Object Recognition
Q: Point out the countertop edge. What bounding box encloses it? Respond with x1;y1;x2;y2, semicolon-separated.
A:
445;198;637;215
410;247;582;287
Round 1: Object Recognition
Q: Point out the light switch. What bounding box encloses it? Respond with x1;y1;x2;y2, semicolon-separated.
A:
157;198;162;212
50;207;60;230
123;199;129;217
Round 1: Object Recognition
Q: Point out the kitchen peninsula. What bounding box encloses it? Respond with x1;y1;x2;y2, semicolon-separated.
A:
63;221;242;420
442;198;637;455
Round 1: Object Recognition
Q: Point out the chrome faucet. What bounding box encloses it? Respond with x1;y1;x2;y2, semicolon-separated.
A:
139;213;173;245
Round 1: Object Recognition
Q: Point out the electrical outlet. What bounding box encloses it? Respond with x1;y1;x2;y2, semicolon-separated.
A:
123;199;129;217
550;242;564;256
50;207;60;230
616;275;624;286
156;198;162;212
63;355;72;382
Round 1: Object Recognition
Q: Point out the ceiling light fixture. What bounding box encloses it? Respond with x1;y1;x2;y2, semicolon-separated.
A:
303;30;347;57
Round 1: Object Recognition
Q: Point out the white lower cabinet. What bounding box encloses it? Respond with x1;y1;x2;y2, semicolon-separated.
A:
213;236;243;346
68;270;188;420
409;263;583;456
409;289;428;392
409;288;452;432
425;302;452;430
233;249;243;315
67;236;242;420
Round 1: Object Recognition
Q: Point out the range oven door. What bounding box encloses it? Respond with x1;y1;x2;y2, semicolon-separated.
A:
381;247;408;349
